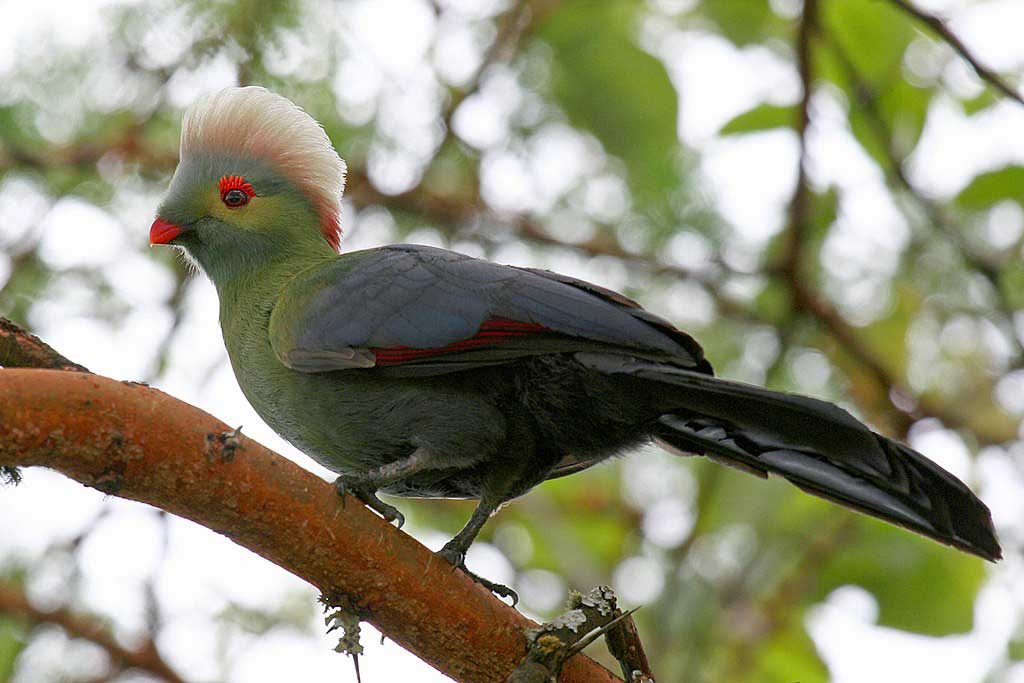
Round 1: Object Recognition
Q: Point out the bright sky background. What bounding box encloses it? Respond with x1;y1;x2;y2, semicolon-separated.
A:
2;0;1024;681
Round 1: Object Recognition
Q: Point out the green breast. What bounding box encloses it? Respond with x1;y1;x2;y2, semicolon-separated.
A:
217;269;359;472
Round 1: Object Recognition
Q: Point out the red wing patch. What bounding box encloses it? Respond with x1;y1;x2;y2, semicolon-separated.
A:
371;317;547;366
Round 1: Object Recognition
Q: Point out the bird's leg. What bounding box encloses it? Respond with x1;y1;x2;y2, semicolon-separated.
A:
437;499;494;566
334;448;429;528
438;497;518;603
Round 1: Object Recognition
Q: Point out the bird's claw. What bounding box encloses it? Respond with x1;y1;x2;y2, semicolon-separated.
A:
437;545;464;567
334;476;405;528
438;545;518;605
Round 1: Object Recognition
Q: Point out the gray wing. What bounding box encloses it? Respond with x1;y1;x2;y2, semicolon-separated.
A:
269;244;710;374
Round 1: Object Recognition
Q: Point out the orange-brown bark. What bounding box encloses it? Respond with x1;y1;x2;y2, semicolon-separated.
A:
0;368;618;683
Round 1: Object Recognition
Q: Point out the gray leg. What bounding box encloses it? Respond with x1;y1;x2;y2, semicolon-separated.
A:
438;497;498;566
334;448;430;528
439;497;518;603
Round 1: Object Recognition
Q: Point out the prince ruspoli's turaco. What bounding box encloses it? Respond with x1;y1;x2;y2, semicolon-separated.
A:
151;87;1000;597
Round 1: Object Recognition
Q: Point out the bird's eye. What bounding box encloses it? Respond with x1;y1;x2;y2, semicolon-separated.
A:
223;189;249;207
218;175;255;208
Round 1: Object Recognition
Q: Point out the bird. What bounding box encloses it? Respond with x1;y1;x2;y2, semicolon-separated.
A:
150;86;1000;598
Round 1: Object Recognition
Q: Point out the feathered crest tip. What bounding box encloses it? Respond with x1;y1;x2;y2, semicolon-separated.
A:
181;86;346;250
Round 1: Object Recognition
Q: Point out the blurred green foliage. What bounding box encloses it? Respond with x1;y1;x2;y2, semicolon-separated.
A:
1;0;1022;681
957;166;1024;209
540;0;681;214
719;103;797;135
0;619;25;682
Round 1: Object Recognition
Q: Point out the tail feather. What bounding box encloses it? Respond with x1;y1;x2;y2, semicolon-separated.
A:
577;353;1002;561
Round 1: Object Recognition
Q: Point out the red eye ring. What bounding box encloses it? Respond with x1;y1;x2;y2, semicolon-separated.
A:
219;175;255;207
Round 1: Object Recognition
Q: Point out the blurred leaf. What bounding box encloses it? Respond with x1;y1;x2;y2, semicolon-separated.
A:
955;165;1024;209
755;278;794;323
698;0;778;47
820;0;932;165
858;281;919;378
422;139;478;200
822;0;913;82
1008;637;1024;662
698;459;791;533
859;79;931;163
961;89;1000;116
537;0;680;212
0;253;51;323
191;0;302;51
1003;262;1024;309
747;623;828;683
719;104;796;136
642;571;724;682
825;281;919;431
815;520;986;635
526;468;632;571
0;617;26;679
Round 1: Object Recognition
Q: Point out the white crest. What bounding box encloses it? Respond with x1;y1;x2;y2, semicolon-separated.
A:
180;86;347;249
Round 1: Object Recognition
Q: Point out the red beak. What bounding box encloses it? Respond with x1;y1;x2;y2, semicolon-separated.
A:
150;217;183;245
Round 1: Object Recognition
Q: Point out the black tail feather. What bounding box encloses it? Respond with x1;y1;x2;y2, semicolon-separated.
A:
577;353;1002;561
653;415;1000;561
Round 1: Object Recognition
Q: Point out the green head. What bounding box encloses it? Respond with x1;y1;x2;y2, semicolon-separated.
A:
151;87;347;286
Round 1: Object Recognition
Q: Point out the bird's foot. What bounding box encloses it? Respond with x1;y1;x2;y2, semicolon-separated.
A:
438;544;518;605
334;475;405;528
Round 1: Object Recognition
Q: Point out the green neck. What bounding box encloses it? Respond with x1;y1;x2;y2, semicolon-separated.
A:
191;232;338;341
200;232;334;292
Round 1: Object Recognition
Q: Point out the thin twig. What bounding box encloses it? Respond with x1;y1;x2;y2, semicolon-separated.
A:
887;0;1024;106
605;607;654;682
509;586;651;683
441;0;537;135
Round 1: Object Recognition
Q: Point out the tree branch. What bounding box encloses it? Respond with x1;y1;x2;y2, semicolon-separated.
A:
887;0;1024;106
0;579;188;683
441;0;538;136
781;0;816;284
0;368;619;683
0;318;89;372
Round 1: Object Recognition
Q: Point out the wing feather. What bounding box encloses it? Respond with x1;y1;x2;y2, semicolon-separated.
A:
269;244;710;374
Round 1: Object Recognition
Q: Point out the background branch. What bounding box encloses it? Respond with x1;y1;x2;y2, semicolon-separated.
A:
0;579;188;683
887;0;1024;106
441;0;538;136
